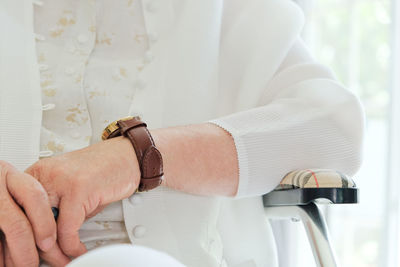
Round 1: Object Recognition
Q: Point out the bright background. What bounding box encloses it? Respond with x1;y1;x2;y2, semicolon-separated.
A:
287;0;400;266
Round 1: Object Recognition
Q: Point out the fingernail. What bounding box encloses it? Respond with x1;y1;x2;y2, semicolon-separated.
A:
39;236;56;251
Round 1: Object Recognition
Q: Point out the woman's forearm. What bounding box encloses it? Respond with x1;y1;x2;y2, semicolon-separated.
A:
151;123;239;197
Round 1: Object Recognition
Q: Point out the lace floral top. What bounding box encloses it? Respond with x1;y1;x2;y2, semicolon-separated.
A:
34;0;152;252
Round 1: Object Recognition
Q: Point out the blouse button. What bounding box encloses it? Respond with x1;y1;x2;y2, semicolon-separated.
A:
77;34;89;44
33;0;44;6
42;103;56;111
132;225;146;238
65;67;76;75
129;194;143;205
39;150;54;158
38;64;49;71
144;51;154;63
69;131;81;139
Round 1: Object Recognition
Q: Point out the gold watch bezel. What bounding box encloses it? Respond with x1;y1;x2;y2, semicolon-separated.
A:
101;116;138;140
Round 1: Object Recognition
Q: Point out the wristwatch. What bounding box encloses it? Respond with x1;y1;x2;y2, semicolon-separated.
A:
102;116;164;192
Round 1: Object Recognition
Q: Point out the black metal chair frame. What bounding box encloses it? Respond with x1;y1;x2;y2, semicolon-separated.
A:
263;185;358;267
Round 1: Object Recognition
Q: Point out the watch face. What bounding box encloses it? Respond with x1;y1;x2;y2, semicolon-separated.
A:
101;116;140;140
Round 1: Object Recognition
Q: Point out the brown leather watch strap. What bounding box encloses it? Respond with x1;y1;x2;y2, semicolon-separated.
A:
116;117;163;192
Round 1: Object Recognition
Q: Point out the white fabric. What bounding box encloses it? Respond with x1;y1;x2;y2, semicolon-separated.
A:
0;0;42;170
67;244;185;267
0;0;365;266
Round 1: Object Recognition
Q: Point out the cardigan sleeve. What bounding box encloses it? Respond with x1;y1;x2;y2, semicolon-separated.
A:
209;39;365;198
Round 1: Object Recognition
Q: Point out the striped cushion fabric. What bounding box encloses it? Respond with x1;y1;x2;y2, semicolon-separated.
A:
275;169;356;190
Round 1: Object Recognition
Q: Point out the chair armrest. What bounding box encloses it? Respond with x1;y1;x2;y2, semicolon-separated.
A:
263;169;358;207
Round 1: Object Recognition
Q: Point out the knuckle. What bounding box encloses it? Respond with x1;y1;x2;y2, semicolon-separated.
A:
27;184;48;204
5;218;31;241
0;160;12;170
28;179;47;196
29;159;64;183
49;164;67;181
15;175;49;208
0;161;15;171
29;160;49;176
0;161;14;178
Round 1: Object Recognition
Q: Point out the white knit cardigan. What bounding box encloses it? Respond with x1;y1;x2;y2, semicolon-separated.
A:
0;1;364;266
0;0;364;196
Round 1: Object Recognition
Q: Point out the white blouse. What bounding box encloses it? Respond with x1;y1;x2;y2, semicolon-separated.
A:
1;1;364;266
34;0;150;253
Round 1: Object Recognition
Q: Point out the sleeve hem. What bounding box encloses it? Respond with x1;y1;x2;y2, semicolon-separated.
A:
208;119;250;198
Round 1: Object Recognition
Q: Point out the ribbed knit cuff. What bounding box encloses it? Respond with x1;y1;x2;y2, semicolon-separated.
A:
208;120;251;198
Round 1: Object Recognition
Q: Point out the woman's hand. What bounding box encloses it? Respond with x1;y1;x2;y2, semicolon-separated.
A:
25;136;140;259
0;160;70;267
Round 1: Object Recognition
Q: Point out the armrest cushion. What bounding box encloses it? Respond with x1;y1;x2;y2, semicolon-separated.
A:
275;169;356;190
263;169;358;206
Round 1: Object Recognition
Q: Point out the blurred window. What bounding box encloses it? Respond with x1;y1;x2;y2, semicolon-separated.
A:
293;0;396;266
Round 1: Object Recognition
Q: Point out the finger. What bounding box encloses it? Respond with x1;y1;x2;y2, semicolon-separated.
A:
57;197;87;257
6;171;57;252
4;242;15;267
86;205;106;219
40;242;71;267
0;197;38;267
